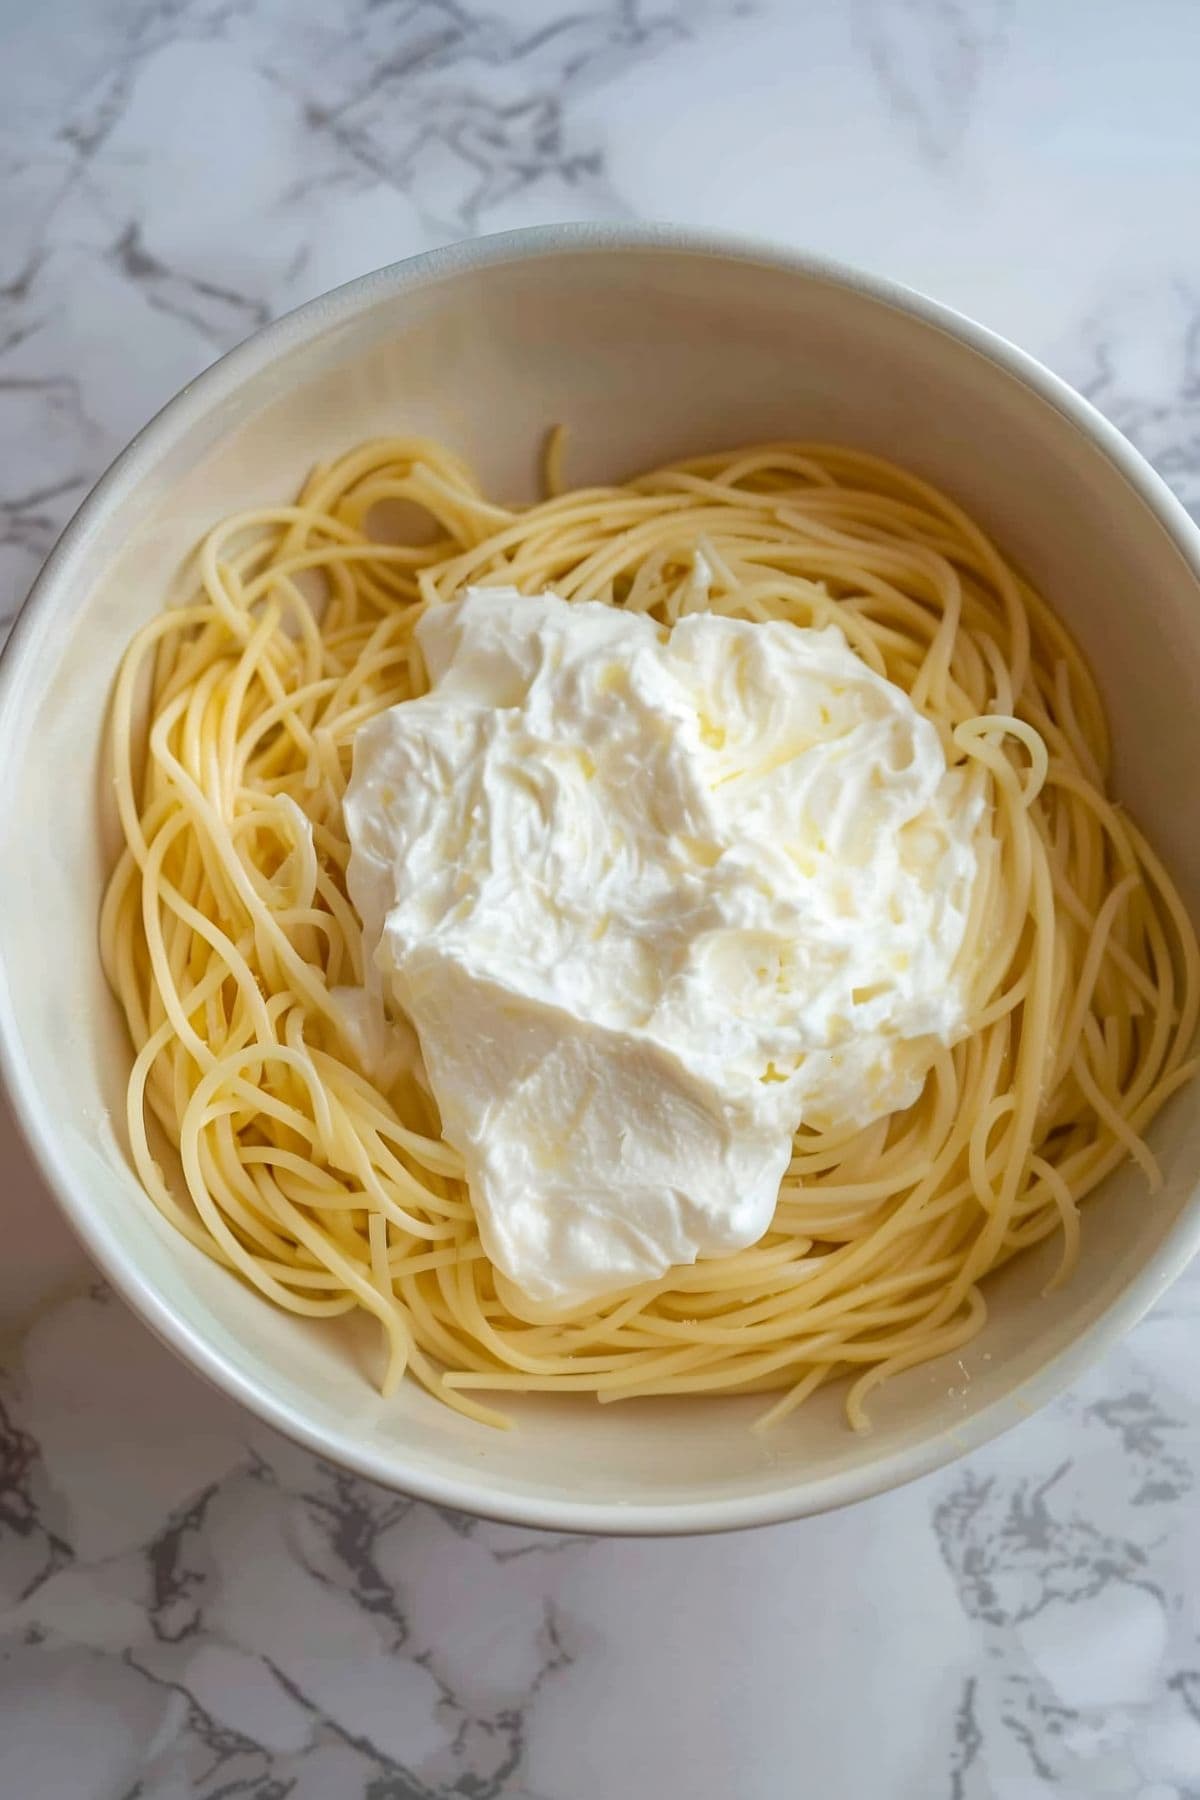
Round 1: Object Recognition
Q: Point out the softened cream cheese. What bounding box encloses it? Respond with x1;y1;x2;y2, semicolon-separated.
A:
342;587;983;1310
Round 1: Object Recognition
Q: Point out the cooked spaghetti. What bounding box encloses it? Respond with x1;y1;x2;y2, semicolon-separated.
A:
99;438;1200;1429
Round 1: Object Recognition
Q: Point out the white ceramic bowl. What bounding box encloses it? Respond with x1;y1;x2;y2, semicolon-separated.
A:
3;226;1200;1534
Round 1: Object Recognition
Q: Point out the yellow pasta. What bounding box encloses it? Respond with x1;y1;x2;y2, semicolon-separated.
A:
100;437;1200;1430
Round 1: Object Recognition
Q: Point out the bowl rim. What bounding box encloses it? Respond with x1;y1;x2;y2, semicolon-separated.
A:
3;220;1200;1535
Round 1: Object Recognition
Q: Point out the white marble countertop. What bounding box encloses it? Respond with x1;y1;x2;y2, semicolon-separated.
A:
4;2;1200;1795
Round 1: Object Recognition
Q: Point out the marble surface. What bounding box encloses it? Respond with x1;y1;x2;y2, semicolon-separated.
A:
4;1;1200;1794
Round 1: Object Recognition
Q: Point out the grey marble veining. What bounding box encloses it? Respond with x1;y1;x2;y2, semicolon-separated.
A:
3;2;1200;1795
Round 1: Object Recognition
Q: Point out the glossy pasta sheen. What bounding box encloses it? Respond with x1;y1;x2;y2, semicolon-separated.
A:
100;438;1200;1431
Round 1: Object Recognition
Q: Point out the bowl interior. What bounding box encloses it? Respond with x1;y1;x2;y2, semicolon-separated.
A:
4;237;1200;1528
